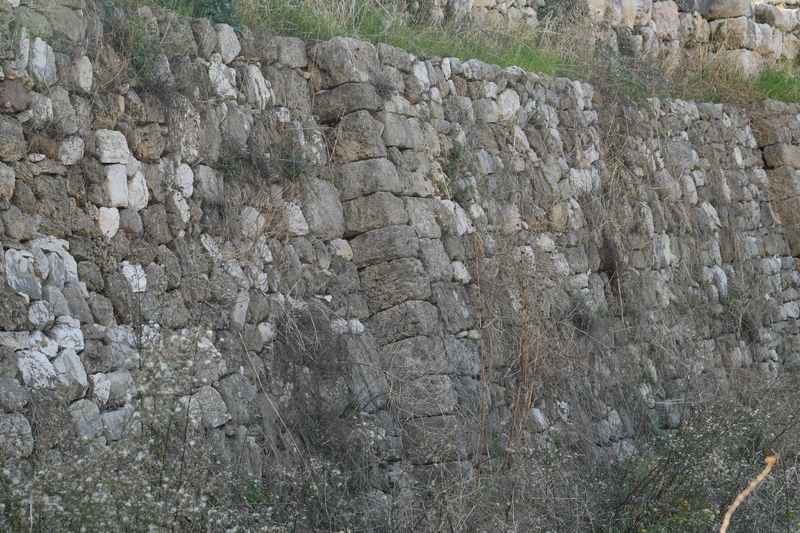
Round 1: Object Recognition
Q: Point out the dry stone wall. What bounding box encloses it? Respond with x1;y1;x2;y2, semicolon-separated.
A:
1;0;800;525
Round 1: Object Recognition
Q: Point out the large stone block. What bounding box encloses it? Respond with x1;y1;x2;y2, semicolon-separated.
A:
0;413;34;459
350;224;419;267
309;37;381;91
368;300;440;345
429;282;474;333
300;177;345;239
343;192;408;236
330;110;386;164
375;111;424;149
360;258;431;312
335;158;403;201
707;0;751;21
764;143;800;169
382;336;449;376
312;83;382;124
0;116;27;162
394;375;458;418
653;1;679;41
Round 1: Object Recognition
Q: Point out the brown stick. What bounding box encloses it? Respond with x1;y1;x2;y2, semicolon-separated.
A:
719;455;777;533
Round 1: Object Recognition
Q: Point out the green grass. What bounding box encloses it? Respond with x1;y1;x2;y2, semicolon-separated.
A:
752;65;800;103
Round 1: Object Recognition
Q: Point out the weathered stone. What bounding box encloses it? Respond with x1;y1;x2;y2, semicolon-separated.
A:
215;23;241;64
764;143;800;169
0;162;14;200
53;348;88;401
68;399;102;438
191;17;217;59
167;95;200;164
707;0;751;20
336;158;403;201
653;1;680;41
283;202;309;236
16;350;57;389
0;116;27;162
0;376;28;412
299;177;345;239
141;203;171;245
430;282;474;333
395;374;457;418
91;370;135;408
92;129;130;164
343;192;409;236
312;83;382;124
331;110;387;164
6;249;42;301
71;55;93;92
0;80;30;114
309;37;381;91
350;224;419;267
97;207;120;238
0;413;34;458
369;300;440;345
101;403;141;441
242;64;273;111
404;197;441;239
375;111;424;150
216;373;257;425
28;37;57;87
179;385;231;428
58;136;84;165
361;258;430;312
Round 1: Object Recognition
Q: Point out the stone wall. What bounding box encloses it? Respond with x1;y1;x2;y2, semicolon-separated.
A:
429;0;800;76
1;0;800;527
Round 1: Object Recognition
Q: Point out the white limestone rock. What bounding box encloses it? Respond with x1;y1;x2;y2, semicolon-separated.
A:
242;64;273;110
28;300;54;330
6;249;41;301
97;207;120;238
106;163;129;207
71;55;93;92
239;205;266;239
0;413;34;459
283;202;309;236
17;350;57;389
214;23;241;64
179;386;231;428
127;170;149;211
27;38;57;87
69;399;103;438
174;163;194;197
207;55;238;99
53;348;88;400
94;129;131;164
49;320;84;352
121;261;147;293
58;136;84;166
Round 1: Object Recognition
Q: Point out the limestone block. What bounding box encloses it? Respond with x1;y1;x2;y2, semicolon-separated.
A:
93;129;131;164
653;1;680;41
6;249;41;301
50;318;84;352
707;0;751;21
194;165;223;203
783;33;799;60
404;197;441;239
496;89;521;122
429;282;474;333
309;37;380;91
58;136;84;166
368;300;440;345
360;258;431;312
91;370;135;408
335;157;403;201
382;335;449;376
101;403;141;441
27;91;53;125
128;123;166;162
16;350;56;389
69;399;102;438
128;170;149;211
207;55;238;99
754;3;777;26
473;98;499;123
775;8;798;32
419;238;452;282
0;116;28;161
331;110;387;164
27;37;56;87
375;111;424;150
764;143;800;169
300;177;345;239
0;375;28;412
105;163;129;207
0;162;13;200
167;95;200;164
720;49;763;77
50;86;78;135
53;348;88;401
191;17;217;59
242;64;273;111
97;207;120;238
350;224;420;267
216;373;257;425
710;17;756;50
179;385;231;428
0;80;30;113
329;238;353;260
312;83;382;124
443;335;481;376
0;413;34;458
214;23;241;64
283;202;309;236
343;192;409;236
